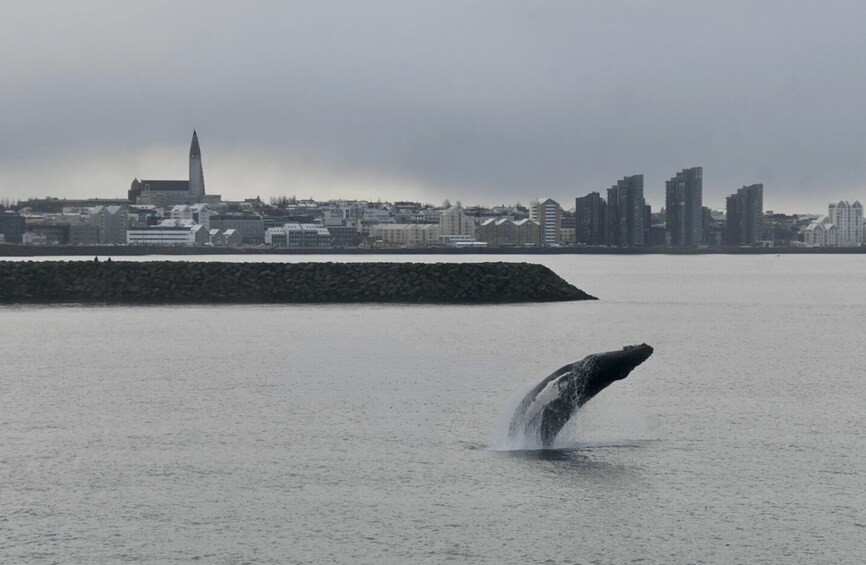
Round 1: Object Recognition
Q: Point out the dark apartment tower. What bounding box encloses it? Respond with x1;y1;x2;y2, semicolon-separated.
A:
643;204;652;244
701;206;714;245
575;192;607;245
665;167;703;245
725;196;739;244
725;184;764;244
606;175;646;247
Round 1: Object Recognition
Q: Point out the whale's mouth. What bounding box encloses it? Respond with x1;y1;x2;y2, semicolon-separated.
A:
591;344;654;384
621;343;654;367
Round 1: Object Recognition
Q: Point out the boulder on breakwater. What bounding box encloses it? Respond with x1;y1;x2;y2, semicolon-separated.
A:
0;261;596;304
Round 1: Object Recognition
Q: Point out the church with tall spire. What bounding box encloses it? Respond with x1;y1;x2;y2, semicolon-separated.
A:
128;131;220;206
188;130;205;198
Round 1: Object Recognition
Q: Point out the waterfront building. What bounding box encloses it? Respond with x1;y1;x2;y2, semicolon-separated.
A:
69;224;99;245
264;227;287;246
22;210;104;245
22;219;70;244
606;175;646;247
828;201;864;246
559;227;576;245
265;224;331;247
284;224;332;247
0;210;26;244
129;131;221;207
440;205;477;238
574;192;606;245
368;223;441;247
209;214;265;244
529;198;562;246
126;222;209;246
802;202;864;247
725;184;764;245
803;217;839;247
666;167;703;245
209;229;243;246
326;225;360;247
88;205;128;244
476;218;540;247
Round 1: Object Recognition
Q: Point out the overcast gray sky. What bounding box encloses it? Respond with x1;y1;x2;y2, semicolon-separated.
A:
1;0;864;212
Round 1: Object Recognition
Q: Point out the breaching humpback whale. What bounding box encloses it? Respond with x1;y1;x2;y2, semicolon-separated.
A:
508;344;654;448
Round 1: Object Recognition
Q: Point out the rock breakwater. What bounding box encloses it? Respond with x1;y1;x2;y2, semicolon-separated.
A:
0;261;596;304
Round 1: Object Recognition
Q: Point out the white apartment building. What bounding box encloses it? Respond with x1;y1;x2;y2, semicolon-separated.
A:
127;221;209;245
529;198;562;246
805;201;863;247
803;217;838;246
827;200;863;246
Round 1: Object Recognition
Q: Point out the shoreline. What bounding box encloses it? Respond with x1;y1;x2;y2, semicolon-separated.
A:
1;244;864;257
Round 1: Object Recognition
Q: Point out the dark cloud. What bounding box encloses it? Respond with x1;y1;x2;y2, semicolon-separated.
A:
1;1;865;211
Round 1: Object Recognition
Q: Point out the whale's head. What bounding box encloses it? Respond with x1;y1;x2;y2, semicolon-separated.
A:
578;343;654;402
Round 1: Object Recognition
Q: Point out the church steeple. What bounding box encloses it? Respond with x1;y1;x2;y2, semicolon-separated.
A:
189;130;205;198
190;130;201;158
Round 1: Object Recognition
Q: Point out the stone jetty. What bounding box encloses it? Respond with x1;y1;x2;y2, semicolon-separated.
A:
0;261;596;304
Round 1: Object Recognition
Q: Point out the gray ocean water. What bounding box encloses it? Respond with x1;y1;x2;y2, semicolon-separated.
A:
2;254;865;564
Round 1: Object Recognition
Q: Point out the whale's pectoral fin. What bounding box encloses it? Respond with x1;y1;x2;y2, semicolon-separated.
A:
539;402;574;448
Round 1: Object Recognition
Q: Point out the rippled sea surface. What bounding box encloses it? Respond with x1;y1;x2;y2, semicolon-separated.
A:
2;254;865;564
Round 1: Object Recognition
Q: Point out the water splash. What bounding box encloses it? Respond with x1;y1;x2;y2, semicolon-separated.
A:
489;356;598;451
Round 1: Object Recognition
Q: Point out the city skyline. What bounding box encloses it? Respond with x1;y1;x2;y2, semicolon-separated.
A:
2;2;866;212
3;126;859;218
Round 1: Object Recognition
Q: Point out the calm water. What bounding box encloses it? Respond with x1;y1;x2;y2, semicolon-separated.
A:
2;255;865;564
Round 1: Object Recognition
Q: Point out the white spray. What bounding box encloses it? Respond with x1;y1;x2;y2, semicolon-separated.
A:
490;355;598;451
